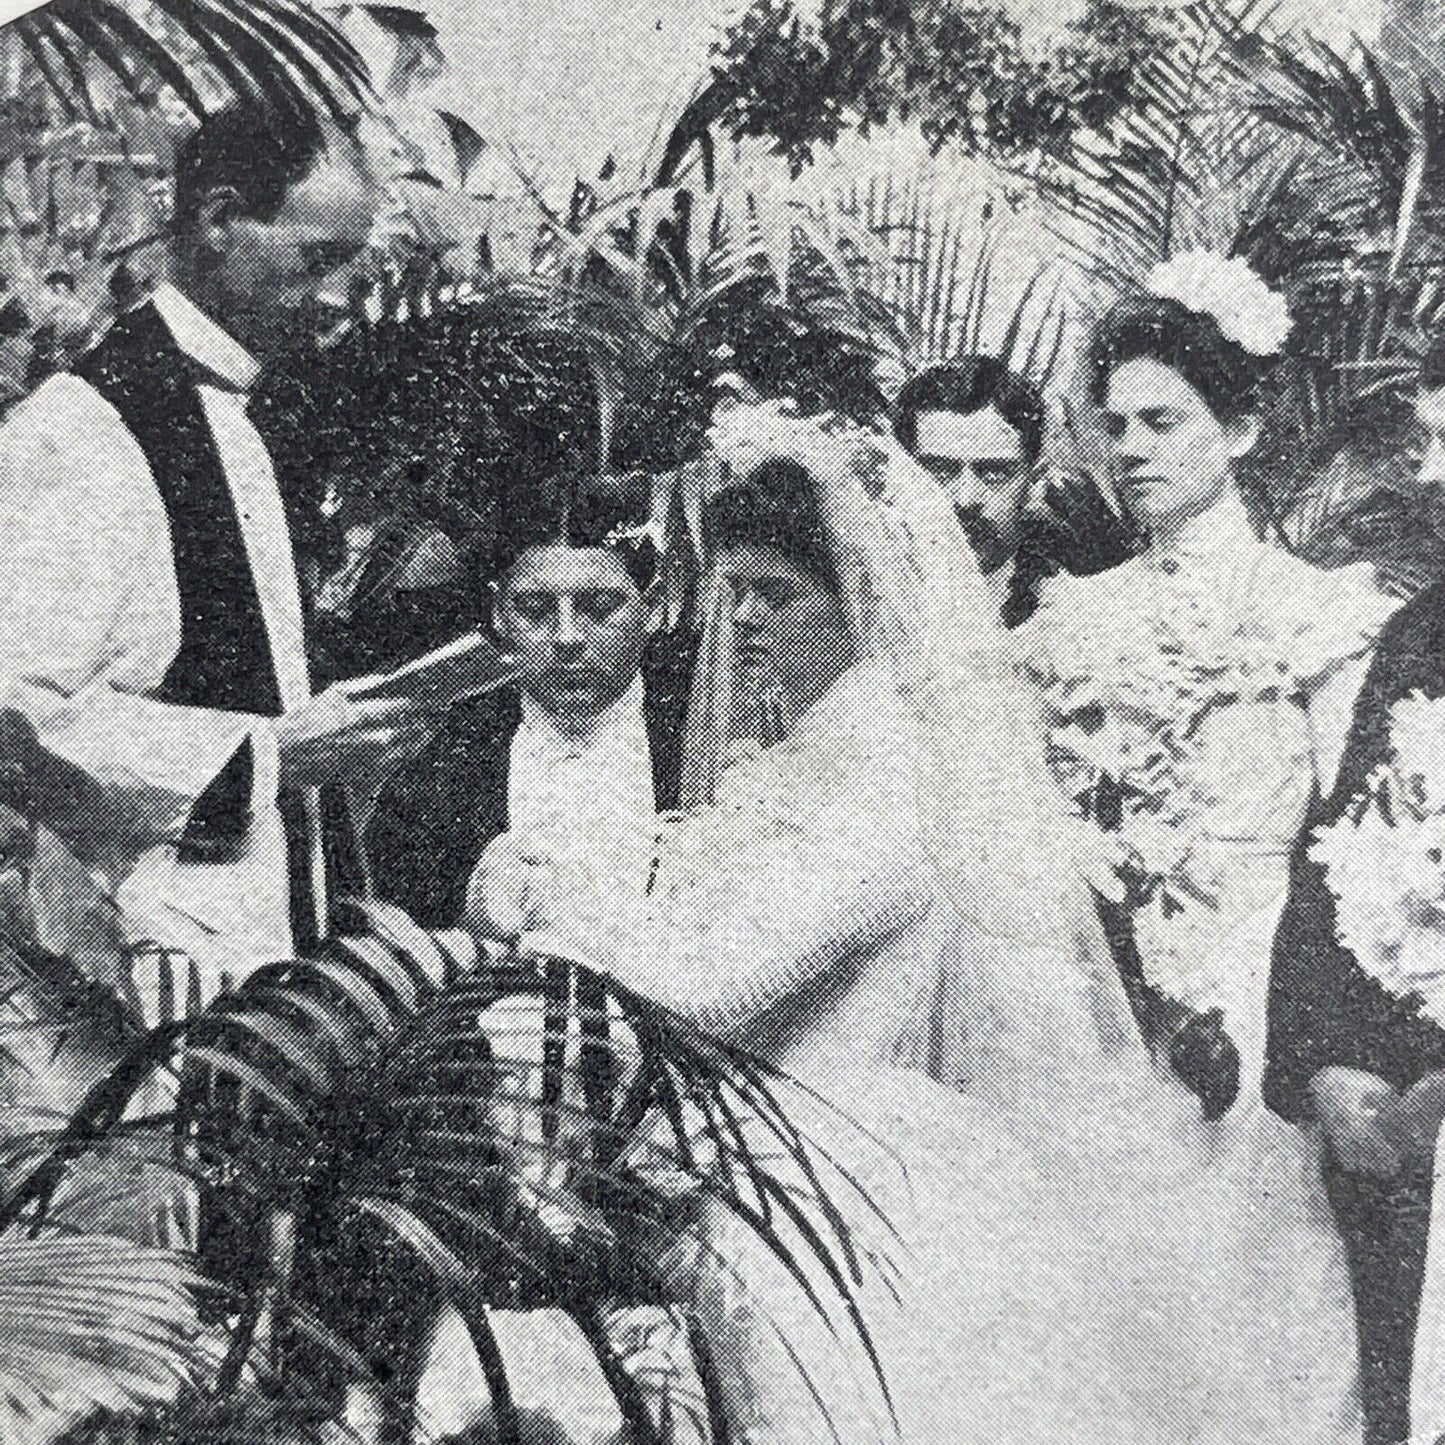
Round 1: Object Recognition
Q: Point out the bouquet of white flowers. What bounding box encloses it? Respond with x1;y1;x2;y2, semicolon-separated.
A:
1312;691;1445;1026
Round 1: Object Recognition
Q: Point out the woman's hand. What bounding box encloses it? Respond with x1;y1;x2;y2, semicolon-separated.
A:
464;833;560;940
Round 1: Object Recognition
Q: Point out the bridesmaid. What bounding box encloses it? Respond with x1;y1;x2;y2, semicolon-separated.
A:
1022;254;1397;1443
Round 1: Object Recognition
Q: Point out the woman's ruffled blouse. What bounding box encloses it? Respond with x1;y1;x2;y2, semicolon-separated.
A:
1020;498;1398;727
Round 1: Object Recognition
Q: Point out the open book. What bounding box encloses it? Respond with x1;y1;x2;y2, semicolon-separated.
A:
354;630;518;710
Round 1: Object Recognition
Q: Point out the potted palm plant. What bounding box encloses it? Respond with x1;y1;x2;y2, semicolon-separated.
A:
0;889;884;1445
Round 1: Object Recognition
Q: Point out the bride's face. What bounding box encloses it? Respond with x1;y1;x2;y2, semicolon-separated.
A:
713;544;854;722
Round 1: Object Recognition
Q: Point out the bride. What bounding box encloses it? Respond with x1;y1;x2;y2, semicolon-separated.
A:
468;402;1360;1443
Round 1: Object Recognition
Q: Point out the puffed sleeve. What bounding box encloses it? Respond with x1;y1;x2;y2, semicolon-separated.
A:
1258;554;1398;795
1259;554;1397;693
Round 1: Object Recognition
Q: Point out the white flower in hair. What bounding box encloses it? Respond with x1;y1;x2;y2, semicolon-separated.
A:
1146;250;1293;357
603;516;667;554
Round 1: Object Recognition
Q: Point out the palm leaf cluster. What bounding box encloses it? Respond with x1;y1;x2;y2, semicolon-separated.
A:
1221;32;1445;572
1027;1;1445;575
1;901;889;1445
0;1235;214;1445
3;1;370;125
1233;39;1445;389
0;0;374;406
1035;0;1280;289
518;138;910;422
839;165;1072;381
494;119;1083;431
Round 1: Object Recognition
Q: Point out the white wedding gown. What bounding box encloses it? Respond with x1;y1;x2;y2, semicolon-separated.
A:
562;657;1360;1445
453;408;1358;1443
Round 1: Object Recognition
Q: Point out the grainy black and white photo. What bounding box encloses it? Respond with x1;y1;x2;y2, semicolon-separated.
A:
2;0;1444;1440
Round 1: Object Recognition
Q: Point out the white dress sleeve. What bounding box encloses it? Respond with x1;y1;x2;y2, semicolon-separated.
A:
0;374;266;839
585;681;933;1039
1267;554;1397;798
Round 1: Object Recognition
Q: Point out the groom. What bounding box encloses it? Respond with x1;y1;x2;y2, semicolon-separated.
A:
367;472;690;927
1267;349;1445;1445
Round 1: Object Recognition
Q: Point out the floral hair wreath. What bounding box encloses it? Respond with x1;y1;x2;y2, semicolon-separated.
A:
1145;250;1294;358
603;517;667;553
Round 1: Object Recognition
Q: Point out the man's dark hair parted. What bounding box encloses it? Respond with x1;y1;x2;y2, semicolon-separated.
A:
173;103;338;233
893;355;1046;463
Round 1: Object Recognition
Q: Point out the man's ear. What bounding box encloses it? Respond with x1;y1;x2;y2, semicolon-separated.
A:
1226;415;1262;461
193;185;244;259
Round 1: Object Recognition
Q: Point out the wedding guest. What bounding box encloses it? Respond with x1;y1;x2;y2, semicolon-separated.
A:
1023;256;1398;1444
367;473;690;928
1268;342;1445;1445
0;102;432;985
893;355;1136;627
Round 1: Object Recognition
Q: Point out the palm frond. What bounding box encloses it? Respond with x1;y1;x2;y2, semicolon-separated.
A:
0;1233;213;1445
12;0;372;122
1038;0;1286;286
834;161;1076;386
3;907;892;1444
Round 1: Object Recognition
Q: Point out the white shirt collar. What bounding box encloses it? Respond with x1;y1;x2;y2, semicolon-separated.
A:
980;562;1012;616
152;283;260;392
518;674;647;753
508;674;655;865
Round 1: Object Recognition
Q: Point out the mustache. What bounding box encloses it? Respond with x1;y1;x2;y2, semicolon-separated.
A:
952;503;998;534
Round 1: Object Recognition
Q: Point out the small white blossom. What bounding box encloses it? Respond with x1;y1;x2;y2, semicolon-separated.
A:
1312;693;1445;1028
1388;691;1445;806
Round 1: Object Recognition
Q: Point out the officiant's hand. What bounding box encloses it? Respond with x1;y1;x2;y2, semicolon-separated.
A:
276;679;434;789
1309;1066;1404;1181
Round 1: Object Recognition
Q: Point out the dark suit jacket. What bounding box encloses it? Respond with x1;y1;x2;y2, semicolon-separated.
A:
1266;580;1445;1123
1003;469;1140;630
367;643;692;927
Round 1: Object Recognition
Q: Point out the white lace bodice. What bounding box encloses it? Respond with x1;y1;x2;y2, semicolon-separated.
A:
611;664;938;1077
578;661;1151;1136
1024;503;1393;865
1020;495;1396;1049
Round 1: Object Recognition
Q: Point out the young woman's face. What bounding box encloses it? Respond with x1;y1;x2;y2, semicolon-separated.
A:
1101;358;1258;537
712;544;853;723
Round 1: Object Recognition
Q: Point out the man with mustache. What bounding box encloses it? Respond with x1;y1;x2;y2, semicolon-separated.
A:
0;100;427;987
894;355;1136;627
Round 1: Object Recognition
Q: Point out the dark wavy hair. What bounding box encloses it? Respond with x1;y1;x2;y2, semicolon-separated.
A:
1087;296;1265;425
893;355;1046;462
702;457;841;595
486;471;659;592
173;102;347;235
